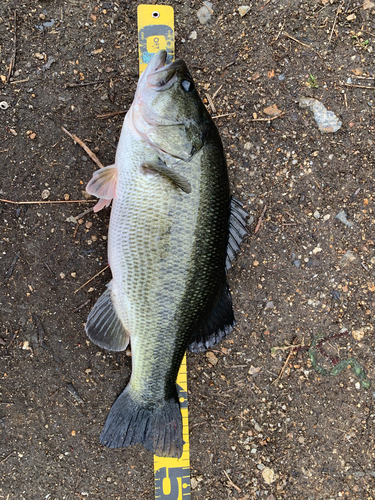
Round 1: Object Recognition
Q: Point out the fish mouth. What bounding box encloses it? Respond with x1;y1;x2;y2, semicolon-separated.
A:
146;50;185;90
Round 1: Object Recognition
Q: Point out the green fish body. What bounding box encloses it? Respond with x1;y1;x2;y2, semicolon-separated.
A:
85;50;247;457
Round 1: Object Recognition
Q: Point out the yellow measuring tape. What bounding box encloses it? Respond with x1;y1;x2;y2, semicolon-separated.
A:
137;5;191;499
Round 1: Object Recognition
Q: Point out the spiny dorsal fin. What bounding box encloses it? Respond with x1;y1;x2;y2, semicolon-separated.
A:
226;196;248;272
188;283;235;353
86;164;118;212
142;160;191;194
85;285;129;352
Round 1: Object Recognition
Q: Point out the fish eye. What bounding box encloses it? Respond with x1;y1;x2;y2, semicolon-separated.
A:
181;80;195;92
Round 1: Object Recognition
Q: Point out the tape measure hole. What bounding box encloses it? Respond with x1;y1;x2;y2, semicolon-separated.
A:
152;11;160;18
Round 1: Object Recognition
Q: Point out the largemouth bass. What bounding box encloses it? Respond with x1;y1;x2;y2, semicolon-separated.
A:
85;50;247;458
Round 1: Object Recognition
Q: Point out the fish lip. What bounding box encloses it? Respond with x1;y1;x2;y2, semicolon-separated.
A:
146;52;185;90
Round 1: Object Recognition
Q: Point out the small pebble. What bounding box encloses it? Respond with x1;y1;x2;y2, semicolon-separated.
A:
41;189;50;199
238;5;250;17
293;259;301;269
335;210;353;228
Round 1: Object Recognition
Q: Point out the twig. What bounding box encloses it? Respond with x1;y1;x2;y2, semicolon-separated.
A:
212;84;223;100
6;11;17;83
284;32;321;58
97;110;126;119
261;0;271;9
5;251;20;279
0;198;93;205
61;126;105;169
212;112;236;119
205;93;216;113
65;80;104;88
72;207;94;221
274;19;286;42
223;470;241;493
10;77;29;84
328;1;343;45
251;111;286;122
272;348;294;385
73;299;90;313
271;342;305;353
222;60;235;71
345;83;375;90
0;451;16;464
74;265;110;294
254;205;267;234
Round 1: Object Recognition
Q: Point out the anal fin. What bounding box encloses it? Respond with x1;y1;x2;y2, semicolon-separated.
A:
85;286;129;351
188;283;235;353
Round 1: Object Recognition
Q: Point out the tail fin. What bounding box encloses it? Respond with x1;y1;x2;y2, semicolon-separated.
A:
100;387;183;458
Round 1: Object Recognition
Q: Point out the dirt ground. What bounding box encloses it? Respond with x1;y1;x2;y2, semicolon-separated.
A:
1;0;375;498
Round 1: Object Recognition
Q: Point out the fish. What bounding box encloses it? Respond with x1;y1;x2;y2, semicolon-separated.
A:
85;50;248;458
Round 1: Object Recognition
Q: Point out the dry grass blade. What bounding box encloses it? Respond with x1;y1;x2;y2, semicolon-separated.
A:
0;198;93;205
74;265;110;294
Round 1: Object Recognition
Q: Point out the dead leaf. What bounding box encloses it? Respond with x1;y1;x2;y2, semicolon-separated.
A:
267;69;275;78
252;71;260;80
263;104;282;117
352;68;363;75
363;0;375;10
248;365;262;375
206;351;218;366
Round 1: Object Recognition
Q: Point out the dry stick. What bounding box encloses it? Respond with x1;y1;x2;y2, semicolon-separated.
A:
254;205;267;234
272;348;294;385
212;84;223;100
345;83;375;90
205;93;216;113
223;471;241;494
0;198;93;205
0;451;16;464
61;127;105;169
274;19;286;42
212;112;236;119
73;207;94;220
328;1;343;45
97;110;126;119
222;60;235;71
6;10;16;83
10;77;29;84
284;32;322;58
74;265;110;294
251;111;286;122
65;80;104;88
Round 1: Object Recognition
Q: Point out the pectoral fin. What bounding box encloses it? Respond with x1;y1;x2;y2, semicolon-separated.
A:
142;160;191;194
86;164;118;212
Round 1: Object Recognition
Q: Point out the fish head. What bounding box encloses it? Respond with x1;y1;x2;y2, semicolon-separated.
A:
131;50;208;161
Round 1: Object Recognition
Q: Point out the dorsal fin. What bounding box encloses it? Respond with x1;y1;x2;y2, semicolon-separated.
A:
226;196;248;272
